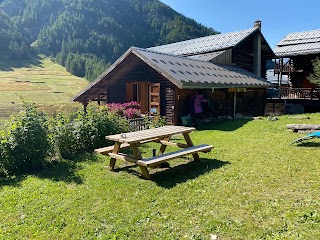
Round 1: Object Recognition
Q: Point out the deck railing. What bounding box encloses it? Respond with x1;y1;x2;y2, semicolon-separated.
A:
268;88;320;100
280;88;320;100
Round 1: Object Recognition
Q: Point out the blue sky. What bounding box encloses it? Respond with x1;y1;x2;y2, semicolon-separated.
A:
160;0;320;48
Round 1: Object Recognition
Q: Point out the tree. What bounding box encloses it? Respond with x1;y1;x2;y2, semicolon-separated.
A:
309;58;320;86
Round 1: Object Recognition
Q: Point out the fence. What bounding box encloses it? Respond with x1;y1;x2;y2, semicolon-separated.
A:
268;88;320;100
129;117;149;131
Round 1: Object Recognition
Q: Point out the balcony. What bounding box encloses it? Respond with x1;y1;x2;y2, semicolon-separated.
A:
267;88;320;100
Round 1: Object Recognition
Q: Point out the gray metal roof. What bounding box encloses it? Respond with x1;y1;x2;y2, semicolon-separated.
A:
135;47;270;89
148;28;258;56
274;29;320;57
188;50;226;61
72;47;271;102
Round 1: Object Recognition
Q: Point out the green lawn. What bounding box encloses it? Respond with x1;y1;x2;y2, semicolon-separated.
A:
0;55;88;121
0;114;319;239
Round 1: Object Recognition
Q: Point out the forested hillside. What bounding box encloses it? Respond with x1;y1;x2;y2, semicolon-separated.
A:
0;0;218;81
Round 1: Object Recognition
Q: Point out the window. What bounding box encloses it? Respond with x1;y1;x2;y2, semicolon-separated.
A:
132;83;138;101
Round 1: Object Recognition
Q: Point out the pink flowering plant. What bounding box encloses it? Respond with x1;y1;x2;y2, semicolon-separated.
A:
102;101;141;119
123;108;141;119
122;101;140;110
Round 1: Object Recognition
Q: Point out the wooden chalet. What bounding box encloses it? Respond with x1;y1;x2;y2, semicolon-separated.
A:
73;21;274;125
271;29;320;113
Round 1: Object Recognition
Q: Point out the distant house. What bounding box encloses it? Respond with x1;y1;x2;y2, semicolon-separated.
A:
73;21;274;125
274;29;320;90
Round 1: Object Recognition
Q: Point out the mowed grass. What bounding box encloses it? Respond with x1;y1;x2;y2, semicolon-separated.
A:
0;55;88;121
1;114;319;239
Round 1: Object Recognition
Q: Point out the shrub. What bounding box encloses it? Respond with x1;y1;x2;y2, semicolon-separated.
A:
144;114;166;128
52;106;129;159
1;100;50;174
123;108;141;119
122;101;140;109
104;103;124;116
88;107;129;149
0;137;10;177
102;101;142;119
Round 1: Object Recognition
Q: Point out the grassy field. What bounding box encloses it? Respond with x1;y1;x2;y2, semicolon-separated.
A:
0;55;88;121
0;114;319;239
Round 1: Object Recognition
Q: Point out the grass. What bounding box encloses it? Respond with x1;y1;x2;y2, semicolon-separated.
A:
0;55;88;121
1;114;320;239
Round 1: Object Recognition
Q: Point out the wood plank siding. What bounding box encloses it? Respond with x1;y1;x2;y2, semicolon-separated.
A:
106;55;175;124
233;34;267;78
210;49;232;65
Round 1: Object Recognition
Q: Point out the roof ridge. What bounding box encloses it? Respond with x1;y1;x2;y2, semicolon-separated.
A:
147;27;257;52
133;46;211;63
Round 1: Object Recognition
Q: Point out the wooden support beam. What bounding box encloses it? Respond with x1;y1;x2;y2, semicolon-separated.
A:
108;153;138;163
159;140;189;149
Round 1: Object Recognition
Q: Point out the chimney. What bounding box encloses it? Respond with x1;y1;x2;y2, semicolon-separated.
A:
254;20;261;30
253;20;262;77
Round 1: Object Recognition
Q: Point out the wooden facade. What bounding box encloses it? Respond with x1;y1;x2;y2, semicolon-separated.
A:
73;24;274;125
233;33;268;78
96;53;267;125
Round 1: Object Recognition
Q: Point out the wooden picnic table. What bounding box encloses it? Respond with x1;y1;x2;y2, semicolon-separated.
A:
96;125;213;179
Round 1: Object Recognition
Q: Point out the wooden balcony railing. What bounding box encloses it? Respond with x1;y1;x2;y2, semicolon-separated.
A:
267;88;320;100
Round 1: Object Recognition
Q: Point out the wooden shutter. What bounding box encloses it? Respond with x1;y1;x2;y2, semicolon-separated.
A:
149;83;160;115
139;82;149;113
126;82;132;102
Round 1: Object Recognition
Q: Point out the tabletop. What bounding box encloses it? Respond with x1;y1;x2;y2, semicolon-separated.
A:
105;125;195;144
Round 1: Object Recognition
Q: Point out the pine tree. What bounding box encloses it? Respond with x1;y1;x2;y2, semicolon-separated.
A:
309;58;320;86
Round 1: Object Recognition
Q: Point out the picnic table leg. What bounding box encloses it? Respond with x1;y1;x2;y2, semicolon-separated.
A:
109;141;121;170
182;132;200;161
131;143;151;180
158;136;170;155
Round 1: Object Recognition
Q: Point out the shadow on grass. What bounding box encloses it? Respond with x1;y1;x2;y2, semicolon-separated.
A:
114;158;229;188
34;161;83;184
0;154;101;188
197;119;251;131
296;141;320;148
0;54;42;71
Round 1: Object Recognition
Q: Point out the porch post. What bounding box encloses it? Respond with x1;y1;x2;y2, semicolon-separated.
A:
82;101;89;114
278;58;283;99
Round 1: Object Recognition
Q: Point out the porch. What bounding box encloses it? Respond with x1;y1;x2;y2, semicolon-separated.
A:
266;88;320;115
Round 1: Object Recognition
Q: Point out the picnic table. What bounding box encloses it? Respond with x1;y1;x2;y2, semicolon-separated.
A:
95;125;213;179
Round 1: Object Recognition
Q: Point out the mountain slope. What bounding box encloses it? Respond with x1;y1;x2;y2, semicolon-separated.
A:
0;0;219;81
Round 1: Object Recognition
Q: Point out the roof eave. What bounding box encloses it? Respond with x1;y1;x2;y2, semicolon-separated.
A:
132;48;184;89
72;47;137;102
181;82;271;89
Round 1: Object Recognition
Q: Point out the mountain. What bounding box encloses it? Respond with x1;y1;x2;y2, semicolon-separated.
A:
0;0;219;81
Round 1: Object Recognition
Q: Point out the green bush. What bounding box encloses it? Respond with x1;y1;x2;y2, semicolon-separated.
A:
0;137;10;177
144;114;167;128
51;107;129;159
0;101;165;176
0;100;50;174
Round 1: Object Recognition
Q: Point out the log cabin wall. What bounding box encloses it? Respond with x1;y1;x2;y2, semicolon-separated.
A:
233;35;254;73
107;55;176;124
233;33;267;79
234;89;266;116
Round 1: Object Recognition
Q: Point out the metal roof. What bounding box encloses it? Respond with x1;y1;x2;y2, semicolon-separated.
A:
73;47;270;102
188;50;226;61
274;29;320;57
148;28;258;56
136;48;270;88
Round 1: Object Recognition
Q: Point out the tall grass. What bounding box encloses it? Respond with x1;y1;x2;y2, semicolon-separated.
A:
0;56;88;120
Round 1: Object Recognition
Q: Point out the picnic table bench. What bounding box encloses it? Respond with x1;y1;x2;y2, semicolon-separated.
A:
95;125;214;179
